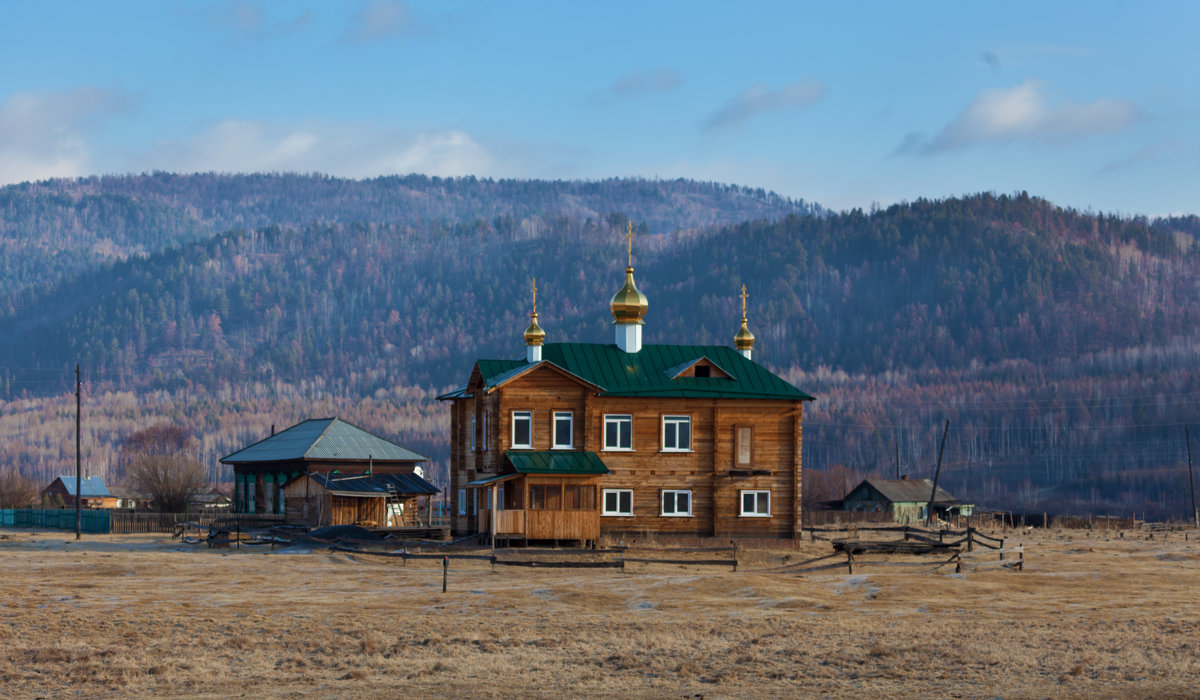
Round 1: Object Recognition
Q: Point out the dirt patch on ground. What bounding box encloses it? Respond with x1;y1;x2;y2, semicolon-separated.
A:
0;527;1198;697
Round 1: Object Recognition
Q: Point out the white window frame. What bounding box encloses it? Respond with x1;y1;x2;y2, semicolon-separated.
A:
511;410;533;449
482;413;489;451
458;489;466;516
740;490;771;517
660;489;692;517
603;414;633;451
661;415;692;452
552;411;573;449
470;415;476;451
602;488;633;516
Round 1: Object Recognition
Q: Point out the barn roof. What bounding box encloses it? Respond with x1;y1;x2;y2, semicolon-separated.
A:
853;478;962;504
439;343;813;401
220;418;427;464
49;476;111;498
301;472;439;496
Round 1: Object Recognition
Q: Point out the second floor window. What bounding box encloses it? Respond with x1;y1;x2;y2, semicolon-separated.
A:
512;411;532;449
553;411;573;449
470;415;476;451
662;415;691;451
604;414;633;450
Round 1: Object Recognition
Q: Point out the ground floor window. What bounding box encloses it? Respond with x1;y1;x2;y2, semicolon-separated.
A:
565;484;595;510
740;490;770;517
458;489;466;516
602;488;632;515
529;484;562;510
661;489;692;517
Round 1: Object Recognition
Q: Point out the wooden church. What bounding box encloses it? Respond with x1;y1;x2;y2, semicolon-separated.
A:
438;225;814;544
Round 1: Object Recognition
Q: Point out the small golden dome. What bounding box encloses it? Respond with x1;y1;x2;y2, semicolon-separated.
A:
524;312;545;346
735;283;755;350
735;317;756;350
610;266;648;324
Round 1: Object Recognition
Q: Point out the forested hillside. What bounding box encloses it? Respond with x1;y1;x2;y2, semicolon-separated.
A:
2;175;1198;518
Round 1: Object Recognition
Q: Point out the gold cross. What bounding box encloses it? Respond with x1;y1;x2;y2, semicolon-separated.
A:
740;284;749;319
531;277;538;314
626;221;634;267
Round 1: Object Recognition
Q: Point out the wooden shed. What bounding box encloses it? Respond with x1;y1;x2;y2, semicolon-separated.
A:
282;472;439;528
41;476;118;509
840;477;974;523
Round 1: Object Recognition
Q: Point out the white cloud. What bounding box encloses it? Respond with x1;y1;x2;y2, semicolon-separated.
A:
0;86;136;185
599;68;684;100
704;79;826;131
141;120;494;178
344;0;417;42
921;80;1137;153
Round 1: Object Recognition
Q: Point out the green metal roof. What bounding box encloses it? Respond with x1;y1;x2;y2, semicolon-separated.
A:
462;343;812;401
220;418;428;464
505;450;611;475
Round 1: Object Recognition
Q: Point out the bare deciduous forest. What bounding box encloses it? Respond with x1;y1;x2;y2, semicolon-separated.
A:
2;174;1198;517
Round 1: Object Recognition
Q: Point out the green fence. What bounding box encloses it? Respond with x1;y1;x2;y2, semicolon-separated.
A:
0;508;111;533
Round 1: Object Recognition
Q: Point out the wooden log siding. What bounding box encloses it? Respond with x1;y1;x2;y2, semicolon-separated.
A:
490;366;801;539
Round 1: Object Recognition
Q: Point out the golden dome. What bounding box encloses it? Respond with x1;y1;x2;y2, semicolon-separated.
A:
524;278;546;346
524;312;545;346
735;317;756;350
610;266;648;324
735;284;755;350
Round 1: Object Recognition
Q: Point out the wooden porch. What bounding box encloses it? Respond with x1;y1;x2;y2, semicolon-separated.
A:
473;475;600;546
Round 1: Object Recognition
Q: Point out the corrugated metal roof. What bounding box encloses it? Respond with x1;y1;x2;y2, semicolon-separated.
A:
52;476;111;497
220;418;428;464
505;450;610;475
305;471;439;496
855;478;961;504
468;343;813;401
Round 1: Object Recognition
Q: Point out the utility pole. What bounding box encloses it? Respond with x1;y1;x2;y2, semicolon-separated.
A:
894;430;900;480
925;419;950;527
75;365;81;540
1187;427;1197;528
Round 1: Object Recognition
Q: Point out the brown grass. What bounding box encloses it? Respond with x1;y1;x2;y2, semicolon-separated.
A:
0;528;1198;697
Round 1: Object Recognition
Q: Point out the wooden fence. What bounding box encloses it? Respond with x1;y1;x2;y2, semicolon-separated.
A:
763;525;1024;575
112;511;285;534
325;545;739;571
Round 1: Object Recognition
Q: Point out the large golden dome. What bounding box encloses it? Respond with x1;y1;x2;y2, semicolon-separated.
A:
524;311;545;346
610;267;648;324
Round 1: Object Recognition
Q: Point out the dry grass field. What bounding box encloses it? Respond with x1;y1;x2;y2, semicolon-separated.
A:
1;527;1198;698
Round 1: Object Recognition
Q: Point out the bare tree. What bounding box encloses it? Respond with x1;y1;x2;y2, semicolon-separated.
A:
120;424;209;512
0;469;40;508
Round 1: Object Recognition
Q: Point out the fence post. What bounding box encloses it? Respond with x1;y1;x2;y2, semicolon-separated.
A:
846;549;854;575
967;527;974;552
1018;545;1023;571
999;539;1005;562
442;556;449;593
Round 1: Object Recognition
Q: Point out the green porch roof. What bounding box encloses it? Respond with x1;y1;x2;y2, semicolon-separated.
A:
220;417;428;464
505;450;610;475
448;343;812;401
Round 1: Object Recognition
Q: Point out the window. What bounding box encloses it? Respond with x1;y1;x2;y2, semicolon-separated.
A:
564;485;595;510
482;413;489;451
740;490;770;517
602;489;633;516
604;414;633;450
661;490;692;517
662;415;691;452
529;484;561;510
472;489;477;515
470;415;476;451
512;410;532;449
693;365;711;378
458;489;466;516
553;411;573;449
735;426;753;466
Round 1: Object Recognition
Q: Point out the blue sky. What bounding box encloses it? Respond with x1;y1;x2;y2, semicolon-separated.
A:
1;1;1196;215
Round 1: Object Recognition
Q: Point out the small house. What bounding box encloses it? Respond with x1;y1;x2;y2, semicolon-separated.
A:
840;477;974;523
220;418;430;515
42;476;118;509
281;472;439;528
107;485;152;510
